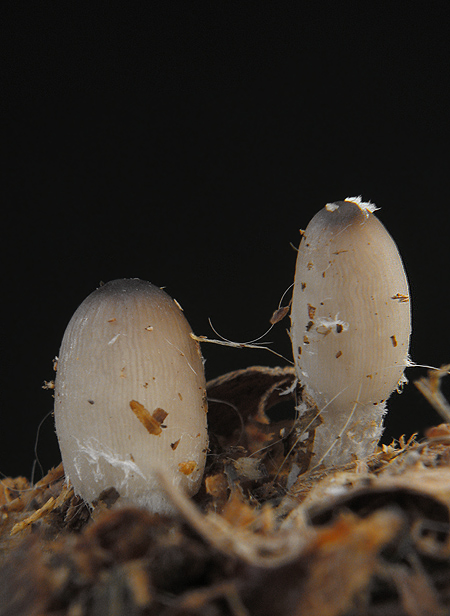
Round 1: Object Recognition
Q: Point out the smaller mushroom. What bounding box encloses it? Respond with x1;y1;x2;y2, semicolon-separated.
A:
54;279;208;513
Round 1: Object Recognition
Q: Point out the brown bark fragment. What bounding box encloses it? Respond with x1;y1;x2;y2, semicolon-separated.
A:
129;400;168;435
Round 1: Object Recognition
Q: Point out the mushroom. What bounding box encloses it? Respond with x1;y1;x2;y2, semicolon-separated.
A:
290;197;411;467
54;278;208;513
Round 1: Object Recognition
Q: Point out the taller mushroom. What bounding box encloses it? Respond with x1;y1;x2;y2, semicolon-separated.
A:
291;198;411;467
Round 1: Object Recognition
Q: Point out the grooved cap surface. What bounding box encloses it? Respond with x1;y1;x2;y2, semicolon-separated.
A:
54;279;208;513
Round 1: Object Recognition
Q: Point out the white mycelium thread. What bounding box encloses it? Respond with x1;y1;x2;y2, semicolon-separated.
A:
54;278;208;513
291;201;411;467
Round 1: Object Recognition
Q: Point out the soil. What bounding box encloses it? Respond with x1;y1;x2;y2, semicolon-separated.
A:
1;365;450;616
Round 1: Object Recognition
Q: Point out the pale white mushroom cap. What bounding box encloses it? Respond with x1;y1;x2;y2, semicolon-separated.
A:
54;279;208;513
291;200;411;466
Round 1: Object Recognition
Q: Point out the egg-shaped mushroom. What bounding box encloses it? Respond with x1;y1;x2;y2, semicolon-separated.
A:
54;278;208;513
291;198;411;467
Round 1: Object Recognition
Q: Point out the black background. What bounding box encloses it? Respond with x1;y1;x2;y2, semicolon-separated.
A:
3;5;449;480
